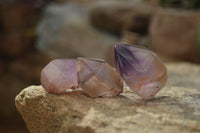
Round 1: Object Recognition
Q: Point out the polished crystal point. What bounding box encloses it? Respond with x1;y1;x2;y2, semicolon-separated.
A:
41;59;78;94
77;57;123;97
115;44;167;100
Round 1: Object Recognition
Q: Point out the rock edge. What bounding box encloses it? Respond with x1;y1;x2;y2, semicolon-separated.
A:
15;85;200;133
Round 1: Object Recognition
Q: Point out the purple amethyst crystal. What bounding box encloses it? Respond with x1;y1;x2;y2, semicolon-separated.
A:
115;44;167;100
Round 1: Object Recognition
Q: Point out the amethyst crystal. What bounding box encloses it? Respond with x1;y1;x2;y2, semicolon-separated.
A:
41;59;78;94
77;57;123;97
115;44;167;99
41;58;123;97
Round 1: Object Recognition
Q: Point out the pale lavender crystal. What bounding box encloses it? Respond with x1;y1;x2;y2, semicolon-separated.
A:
41;59;78;94
115;44;167;100
77;57;123;97
41;58;123;97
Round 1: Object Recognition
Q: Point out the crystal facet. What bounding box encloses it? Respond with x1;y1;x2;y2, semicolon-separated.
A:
41;59;78;94
77;57;123;97
115;44;167;99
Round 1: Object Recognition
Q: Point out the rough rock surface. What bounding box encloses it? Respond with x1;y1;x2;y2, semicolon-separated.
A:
166;62;200;90
16;85;200;133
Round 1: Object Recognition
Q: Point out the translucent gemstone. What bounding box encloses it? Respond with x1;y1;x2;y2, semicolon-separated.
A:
115;44;167;100
41;59;78;94
77;57;123;97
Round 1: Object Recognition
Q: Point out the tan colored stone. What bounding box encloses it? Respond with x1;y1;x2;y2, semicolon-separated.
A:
150;8;200;62
89;1;155;33
16;85;200;133
166;62;200;89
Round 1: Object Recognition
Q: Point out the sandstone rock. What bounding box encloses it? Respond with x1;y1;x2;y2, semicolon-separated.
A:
36;3;119;64
150;8;200;62
16;85;200;133
166;62;200;90
89;1;155;34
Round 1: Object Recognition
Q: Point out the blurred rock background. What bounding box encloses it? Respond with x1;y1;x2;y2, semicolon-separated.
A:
0;0;200;132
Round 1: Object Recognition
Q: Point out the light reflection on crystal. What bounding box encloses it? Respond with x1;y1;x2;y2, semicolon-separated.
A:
115;44;167;99
41;59;78;94
77;57;123;97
